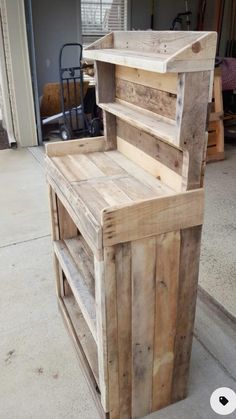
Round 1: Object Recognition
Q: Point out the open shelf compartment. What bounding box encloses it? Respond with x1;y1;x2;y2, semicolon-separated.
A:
54;235;97;343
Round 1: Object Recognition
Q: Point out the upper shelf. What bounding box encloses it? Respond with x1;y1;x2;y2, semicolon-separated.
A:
84;31;217;73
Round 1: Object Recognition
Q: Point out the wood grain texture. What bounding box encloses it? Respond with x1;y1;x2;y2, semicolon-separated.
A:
131;237;156;418
46;136;105;157
102;189;204;246
48;186;64;297
94;257;109;412
115;65;177;94
152;231;180;411
103;111;117;150
57;197;78;238
116;243;132;419
104;247;120;418
176;71;212;190
117;119;183;175
171;226;202;402
116;78;176;120
54;239;97;343
95;61;115;104
99;101;178;147
84;32;216;73
46;159;103;256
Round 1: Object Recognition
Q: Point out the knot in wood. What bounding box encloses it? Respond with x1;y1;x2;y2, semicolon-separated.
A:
192;42;201;54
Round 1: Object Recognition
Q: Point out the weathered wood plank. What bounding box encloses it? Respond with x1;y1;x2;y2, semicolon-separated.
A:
106;150;175;195
57;197;78;239
65;236;95;298
115;65;177;94
116;243;132;419
94;257;109;412
102;189;204;246
52;154;104;182
46;158;103;256
117;137;182;192
116;78;176;120
54;239;97;343
117;119;183;175
113;176;161;201
131;237;156;418
152;231;180;411
88;151;126;177
176;71;212;190
48;186;64;297
95;61;115;104
56;193;77;297
58;296;108;418
59;294;99;386
104;246;120;418
99;101;178;147
46;137;105;158
171;226;202;402
103;111;117;150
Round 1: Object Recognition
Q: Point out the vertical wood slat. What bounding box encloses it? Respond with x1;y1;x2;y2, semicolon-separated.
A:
94;61;115;104
50;191;78;297
94;61;116;151
48;185;64;297
116;243;132;419
152;231;180;411
176;71;211;191
57;197;78;239
94;257;109;412
171;226;202;402
131;237;156;418
103;111;117;151
104;246;120;418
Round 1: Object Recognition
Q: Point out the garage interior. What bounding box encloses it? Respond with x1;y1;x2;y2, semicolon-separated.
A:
0;1;236;418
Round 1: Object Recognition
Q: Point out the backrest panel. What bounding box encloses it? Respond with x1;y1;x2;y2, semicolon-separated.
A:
115;65;177;120
116;119;183;191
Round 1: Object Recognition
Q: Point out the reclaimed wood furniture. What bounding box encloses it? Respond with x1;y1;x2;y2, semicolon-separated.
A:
207;67;224;162
45;31;217;419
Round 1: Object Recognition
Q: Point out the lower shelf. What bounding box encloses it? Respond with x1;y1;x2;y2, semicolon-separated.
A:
62;292;99;385
58;295;107;418
54;236;97;343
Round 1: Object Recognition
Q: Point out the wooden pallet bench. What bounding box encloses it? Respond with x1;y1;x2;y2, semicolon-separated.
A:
45;31;217;419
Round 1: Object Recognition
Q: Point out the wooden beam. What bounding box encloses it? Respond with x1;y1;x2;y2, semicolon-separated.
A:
102;189;204;246
46;137;106;157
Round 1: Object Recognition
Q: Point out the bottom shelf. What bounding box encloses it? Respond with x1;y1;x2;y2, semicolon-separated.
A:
61;291;99;385
58;294;108;418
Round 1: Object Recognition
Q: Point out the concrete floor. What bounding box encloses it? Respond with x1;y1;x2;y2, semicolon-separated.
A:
200;144;236;319
0;146;236;419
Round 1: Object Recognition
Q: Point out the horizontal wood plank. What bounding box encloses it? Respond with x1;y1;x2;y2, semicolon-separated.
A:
117;119;183;175
102;189;204;246
99;101;178;147
115;78;176;120
117;137;182;192
46;137;105;157
115;65;177;94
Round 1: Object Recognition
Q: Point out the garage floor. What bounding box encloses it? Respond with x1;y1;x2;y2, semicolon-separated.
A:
0;146;236;419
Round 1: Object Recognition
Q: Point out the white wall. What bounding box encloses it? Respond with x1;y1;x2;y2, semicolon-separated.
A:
31;0;81;96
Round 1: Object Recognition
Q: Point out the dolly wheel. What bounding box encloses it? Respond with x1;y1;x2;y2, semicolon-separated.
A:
60;124;72;141
90;118;101;137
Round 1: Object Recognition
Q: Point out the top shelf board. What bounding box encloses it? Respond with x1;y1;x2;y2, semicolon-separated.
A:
84;31;217;73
